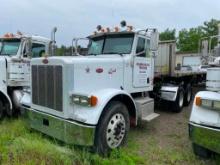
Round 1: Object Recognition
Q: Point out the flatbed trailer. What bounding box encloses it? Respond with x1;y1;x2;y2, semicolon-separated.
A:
152;41;206;112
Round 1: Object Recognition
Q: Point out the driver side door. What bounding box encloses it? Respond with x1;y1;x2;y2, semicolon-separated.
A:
133;36;152;88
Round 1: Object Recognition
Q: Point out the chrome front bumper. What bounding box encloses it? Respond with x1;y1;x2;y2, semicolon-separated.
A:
25;108;95;146
189;122;220;154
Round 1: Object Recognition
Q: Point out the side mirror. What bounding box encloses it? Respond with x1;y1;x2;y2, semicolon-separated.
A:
150;29;159;51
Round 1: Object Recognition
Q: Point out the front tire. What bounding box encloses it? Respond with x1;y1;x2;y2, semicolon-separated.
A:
171;87;184;113
192;143;211;158
0;99;4;120
94;101;130;155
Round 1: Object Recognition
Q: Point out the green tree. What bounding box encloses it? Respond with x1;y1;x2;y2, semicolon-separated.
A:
177;27;204;52
202;19;220;49
159;28;176;41
177;18;220;52
56;45;66;56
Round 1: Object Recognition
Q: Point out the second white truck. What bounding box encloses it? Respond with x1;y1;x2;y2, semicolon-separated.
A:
0;32;51;119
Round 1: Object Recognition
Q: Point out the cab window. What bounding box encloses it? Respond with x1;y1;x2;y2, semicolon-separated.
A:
32;43;46;57
136;37;146;57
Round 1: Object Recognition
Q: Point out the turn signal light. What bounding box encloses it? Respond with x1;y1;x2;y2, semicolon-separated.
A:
195;97;201;106
90;95;98;107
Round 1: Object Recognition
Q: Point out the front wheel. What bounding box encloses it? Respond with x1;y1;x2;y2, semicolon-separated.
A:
192;143;211;158
94;101;130;155
0;99;4;120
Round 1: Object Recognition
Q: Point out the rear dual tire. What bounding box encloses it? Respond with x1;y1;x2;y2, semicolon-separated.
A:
184;84;192;106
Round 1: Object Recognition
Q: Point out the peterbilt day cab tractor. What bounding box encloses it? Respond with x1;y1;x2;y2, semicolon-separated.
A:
24;21;204;154
0;32;51;119
24;22;160;154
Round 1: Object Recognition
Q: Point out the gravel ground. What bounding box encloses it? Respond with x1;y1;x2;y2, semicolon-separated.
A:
126;86;219;165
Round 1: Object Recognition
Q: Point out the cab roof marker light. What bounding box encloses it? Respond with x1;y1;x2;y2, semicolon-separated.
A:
106;27;110;33
127;26;133;32
114;27;120;32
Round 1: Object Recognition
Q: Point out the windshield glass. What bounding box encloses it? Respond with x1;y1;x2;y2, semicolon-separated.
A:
88;33;134;55
0;39;21;56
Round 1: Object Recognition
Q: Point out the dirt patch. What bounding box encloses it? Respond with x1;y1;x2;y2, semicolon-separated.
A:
127;86;217;165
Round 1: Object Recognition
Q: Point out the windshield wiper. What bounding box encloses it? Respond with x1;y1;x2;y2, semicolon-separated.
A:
103;52;124;56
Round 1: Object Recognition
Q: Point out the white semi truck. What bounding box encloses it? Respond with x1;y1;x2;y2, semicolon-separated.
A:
23;22;206;154
189;24;220;158
0;32;51;119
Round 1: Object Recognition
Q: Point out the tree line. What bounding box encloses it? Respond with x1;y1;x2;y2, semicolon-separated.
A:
159;18;220;53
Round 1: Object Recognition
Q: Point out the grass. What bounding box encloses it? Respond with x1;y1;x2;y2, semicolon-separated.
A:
0;118;218;165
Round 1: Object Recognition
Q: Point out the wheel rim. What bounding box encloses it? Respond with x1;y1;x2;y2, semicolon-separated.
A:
187;88;192;102
106;113;126;149
179;91;184;108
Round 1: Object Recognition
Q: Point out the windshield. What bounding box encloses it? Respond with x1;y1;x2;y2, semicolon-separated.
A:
88;33;134;55
0;39;21;56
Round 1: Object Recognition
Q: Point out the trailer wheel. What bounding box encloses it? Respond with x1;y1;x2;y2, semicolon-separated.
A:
172;87;184;113
0;99;4;120
192;143;211;158
184;84;192;106
94;101;130;155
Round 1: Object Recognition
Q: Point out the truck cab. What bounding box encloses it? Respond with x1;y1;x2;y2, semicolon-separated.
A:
25;23;160;154
0;33;50;118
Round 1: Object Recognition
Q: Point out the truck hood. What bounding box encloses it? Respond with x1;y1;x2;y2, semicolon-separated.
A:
31;55;124;65
30;55;125;119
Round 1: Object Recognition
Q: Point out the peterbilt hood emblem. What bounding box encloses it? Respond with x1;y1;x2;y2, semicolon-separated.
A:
96;68;103;73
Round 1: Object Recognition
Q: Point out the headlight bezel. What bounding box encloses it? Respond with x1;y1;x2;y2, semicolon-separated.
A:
70;94;98;107
199;98;220;111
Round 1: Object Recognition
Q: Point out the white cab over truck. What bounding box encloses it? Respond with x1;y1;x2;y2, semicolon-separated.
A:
24;22;160;154
0;32;50;119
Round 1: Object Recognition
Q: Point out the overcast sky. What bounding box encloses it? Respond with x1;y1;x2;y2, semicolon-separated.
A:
0;0;219;46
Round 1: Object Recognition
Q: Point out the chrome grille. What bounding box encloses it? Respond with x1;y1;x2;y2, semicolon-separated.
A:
32;65;63;112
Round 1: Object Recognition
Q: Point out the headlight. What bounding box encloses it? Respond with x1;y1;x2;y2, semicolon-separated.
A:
201;99;212;108
195;97;220;111
213;100;220;110
71;94;98;107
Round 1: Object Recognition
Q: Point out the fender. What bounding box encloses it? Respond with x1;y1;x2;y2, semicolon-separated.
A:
160;85;178;101
0;89;13;110
70;88;137;126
